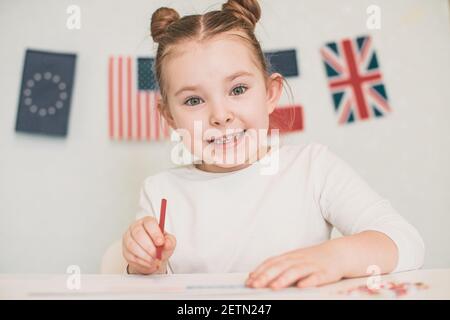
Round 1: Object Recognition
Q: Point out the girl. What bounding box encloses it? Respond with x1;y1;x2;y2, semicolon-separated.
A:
122;0;425;290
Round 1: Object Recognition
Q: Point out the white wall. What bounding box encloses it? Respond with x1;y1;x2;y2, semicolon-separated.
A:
0;0;449;273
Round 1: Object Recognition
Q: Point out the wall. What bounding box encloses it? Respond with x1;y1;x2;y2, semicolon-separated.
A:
0;0;449;273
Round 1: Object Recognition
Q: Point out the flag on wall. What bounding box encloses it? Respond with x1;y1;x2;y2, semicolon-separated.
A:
15;49;76;137
108;50;303;141
264;49;304;133
321;35;391;125
108;56;170;141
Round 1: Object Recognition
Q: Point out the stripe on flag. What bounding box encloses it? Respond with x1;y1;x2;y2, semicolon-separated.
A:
108;55;170;141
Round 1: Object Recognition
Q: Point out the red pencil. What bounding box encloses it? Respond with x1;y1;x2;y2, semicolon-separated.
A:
156;198;167;260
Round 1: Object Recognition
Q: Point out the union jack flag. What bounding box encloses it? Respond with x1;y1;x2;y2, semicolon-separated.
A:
108;56;170;141
321;35;391;125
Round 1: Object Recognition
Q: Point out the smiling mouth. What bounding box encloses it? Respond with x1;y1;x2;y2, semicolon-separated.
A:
207;129;247;145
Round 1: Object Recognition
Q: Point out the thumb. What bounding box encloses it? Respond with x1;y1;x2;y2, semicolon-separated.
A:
161;233;176;259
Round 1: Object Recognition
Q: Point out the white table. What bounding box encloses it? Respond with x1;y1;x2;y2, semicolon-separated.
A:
0;269;449;299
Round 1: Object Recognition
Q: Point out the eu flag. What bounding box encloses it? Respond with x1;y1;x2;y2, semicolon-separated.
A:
15;49;77;137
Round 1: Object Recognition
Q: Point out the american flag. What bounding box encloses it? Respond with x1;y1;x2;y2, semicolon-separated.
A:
321;35;391;125
108;56;170;141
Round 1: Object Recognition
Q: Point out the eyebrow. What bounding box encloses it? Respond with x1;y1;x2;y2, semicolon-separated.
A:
174;71;254;97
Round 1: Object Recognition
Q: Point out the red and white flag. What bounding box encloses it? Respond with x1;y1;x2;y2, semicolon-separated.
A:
108;56;170;141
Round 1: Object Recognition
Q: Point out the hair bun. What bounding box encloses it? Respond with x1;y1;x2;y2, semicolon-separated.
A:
222;0;261;29
150;7;180;43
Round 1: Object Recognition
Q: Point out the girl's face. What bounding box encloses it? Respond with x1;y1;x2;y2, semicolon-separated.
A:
162;31;283;172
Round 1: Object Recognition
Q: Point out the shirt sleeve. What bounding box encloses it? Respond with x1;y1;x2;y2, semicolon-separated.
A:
312;143;425;273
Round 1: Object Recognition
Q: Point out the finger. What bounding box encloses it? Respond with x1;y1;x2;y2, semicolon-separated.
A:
268;264;317;290
247;259;295;288
248;250;303;280
128;261;159;275
126;229;153;263
131;225;157;258
123;248;154;270
160;234;176;260
296;271;326;288
142;217;165;247
248;256;284;280
122;230;152;268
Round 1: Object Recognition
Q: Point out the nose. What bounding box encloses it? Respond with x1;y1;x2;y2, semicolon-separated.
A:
209;105;234;127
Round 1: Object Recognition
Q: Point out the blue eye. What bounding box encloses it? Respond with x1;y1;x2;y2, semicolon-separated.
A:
184;96;203;106
183;85;248;107
231;84;247;96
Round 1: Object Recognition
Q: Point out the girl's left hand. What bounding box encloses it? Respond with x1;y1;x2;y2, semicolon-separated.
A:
245;241;346;290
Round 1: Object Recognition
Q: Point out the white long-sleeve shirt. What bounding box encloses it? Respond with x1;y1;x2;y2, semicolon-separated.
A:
135;142;425;274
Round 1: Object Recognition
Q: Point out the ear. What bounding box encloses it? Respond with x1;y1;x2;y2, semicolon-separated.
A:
158;98;177;130
265;73;283;115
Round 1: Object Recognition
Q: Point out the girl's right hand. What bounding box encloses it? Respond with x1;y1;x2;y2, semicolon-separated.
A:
122;216;176;275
